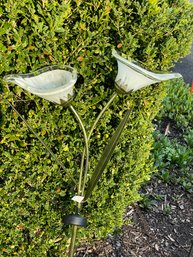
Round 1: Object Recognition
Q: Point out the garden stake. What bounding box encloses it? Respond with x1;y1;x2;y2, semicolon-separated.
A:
67;92;118;257
3;50;181;257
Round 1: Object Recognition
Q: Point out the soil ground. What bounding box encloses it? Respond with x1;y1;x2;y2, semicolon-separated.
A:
75;182;193;257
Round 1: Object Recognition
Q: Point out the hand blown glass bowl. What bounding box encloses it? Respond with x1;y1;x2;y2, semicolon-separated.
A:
3;65;77;104
112;49;182;93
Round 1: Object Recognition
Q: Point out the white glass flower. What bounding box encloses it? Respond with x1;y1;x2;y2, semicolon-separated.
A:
3;65;77;104
112;49;182;93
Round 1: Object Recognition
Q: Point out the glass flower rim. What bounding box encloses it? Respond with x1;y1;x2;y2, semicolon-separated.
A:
112;49;181;81
3;64;77;95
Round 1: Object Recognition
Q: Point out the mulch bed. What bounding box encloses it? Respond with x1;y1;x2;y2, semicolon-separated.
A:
75;183;193;257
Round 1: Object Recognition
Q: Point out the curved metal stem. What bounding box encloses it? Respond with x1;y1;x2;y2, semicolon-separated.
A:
67;93;117;257
81;92;118;194
84;108;132;201
69;105;89;195
8;101;76;184
68;105;89;257
88;92;117;142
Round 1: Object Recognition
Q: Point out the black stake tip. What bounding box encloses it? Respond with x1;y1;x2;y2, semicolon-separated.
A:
63;214;87;227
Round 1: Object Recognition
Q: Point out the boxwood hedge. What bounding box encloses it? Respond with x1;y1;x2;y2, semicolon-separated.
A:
1;0;193;256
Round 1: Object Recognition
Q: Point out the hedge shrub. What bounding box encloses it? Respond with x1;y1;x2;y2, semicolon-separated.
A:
1;0;193;256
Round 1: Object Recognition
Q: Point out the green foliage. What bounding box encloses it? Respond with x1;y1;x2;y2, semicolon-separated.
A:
153;131;193;193
184;129;193;147
1;0;193;256
151;78;193;193
158;79;193;128
139;194;157;210
140;78;193;212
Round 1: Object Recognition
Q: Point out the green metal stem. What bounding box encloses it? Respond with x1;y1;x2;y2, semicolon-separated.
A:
9;101;76;184
88;92;117;141
67;93;117;257
68;105;89;257
81;92;118;194
84;108;132;201
68;225;78;257
69;104;89;195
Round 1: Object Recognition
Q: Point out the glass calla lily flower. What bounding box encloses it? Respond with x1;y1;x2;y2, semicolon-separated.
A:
112;49;182;93
3;65;77;104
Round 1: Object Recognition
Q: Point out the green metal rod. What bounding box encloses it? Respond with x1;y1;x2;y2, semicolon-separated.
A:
68;105;89;257
8;101;76;184
67;93;117;257
81;92;118;195
84;108;132;201
68;225;78;257
88;92;117;142
69;104;89;195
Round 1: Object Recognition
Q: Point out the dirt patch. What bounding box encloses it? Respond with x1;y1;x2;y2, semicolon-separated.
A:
75;183;193;257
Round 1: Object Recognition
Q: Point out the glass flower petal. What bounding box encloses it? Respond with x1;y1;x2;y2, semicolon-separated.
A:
112;49;182;93
3;65;77;104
